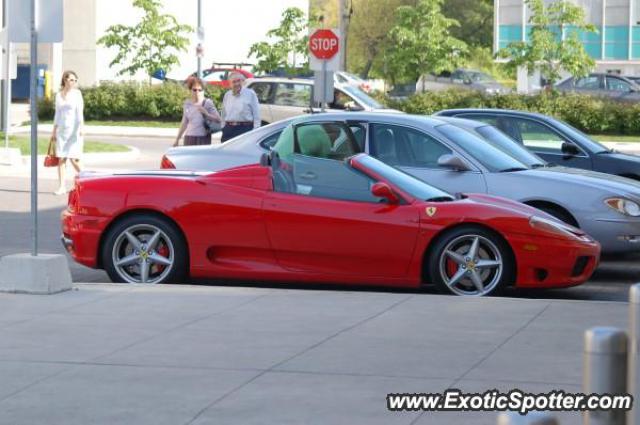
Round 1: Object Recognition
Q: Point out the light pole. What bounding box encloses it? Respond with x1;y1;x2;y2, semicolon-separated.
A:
338;0;351;71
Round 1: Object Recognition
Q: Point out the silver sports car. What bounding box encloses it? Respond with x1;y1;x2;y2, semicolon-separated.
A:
162;113;640;254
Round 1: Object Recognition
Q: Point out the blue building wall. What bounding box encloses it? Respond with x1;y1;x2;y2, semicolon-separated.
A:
499;25;640;60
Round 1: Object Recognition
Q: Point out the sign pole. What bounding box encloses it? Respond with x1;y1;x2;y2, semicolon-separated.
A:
29;0;38;256
320;60;326;112
3;41;10;150
3;0;10;149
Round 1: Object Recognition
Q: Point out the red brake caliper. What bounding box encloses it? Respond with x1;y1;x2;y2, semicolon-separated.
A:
155;244;170;273
446;258;457;278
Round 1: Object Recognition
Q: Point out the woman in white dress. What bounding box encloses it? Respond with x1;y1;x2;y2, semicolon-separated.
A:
51;70;84;195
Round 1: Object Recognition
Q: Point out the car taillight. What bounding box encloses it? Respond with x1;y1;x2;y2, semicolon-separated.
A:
67;187;79;212
161;155;176;169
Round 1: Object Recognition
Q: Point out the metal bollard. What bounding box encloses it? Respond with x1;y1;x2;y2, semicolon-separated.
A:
583;327;628;425
628;284;640;425
497;411;560;424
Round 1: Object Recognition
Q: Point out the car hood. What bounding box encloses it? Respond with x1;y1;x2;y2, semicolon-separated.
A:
600;151;640;163
371;108;402;113
517;166;640;198
462;193;550;217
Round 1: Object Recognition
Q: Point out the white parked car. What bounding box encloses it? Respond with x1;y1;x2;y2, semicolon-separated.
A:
245;77;397;124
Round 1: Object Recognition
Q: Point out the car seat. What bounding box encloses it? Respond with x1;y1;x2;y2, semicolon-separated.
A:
298;126;332;158
373;128;398;165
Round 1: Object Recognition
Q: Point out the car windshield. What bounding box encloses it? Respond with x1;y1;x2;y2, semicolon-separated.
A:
435;124;530;172
354;155;454;202
474;125;546;167
468;71;494;83
340;85;383;109
550;119;610;154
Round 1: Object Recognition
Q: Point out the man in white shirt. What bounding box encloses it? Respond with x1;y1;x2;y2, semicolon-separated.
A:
221;72;261;142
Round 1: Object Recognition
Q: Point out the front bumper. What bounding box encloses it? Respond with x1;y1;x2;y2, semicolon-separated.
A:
585;218;640;254
508;233;600;289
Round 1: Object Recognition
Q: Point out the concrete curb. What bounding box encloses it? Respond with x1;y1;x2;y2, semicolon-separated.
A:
12;146;141;165
68;282;627;305
12;124;178;139
0;146;141;179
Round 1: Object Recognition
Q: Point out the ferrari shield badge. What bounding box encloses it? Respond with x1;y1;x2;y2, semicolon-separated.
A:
426;207;437;217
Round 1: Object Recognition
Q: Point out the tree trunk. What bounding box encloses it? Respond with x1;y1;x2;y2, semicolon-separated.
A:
362;58;374;79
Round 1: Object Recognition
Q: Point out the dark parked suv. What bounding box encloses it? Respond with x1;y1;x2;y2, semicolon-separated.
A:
435;109;640;180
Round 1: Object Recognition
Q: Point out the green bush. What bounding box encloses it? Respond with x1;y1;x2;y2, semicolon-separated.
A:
384;89;640;135
38;81;226;122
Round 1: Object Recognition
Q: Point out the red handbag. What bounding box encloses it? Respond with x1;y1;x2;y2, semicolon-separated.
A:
44;139;60;167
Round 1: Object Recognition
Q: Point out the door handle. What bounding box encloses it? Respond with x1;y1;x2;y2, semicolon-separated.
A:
299;171;317;180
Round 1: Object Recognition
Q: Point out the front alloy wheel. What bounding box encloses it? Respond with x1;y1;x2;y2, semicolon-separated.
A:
428;226;513;296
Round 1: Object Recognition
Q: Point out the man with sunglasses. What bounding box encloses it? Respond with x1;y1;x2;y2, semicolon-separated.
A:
220;71;261;142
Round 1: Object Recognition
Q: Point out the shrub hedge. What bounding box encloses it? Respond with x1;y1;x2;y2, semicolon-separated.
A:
38;81;225;122
383;89;640;136
39;82;640;136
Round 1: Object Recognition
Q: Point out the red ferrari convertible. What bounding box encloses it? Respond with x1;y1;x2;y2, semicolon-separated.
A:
62;122;599;296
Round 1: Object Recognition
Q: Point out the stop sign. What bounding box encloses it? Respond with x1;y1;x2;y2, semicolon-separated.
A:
309;29;339;60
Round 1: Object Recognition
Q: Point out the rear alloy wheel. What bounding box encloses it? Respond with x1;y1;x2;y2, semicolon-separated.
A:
103;215;186;284
429;227;513;296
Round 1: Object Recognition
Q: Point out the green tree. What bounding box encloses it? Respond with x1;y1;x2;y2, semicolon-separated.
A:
248;7;309;75
385;0;467;83
498;0;597;86
347;0;413;79
97;0;193;82
442;0;493;48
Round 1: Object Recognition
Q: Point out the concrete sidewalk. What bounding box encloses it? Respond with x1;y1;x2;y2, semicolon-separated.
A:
0;283;627;425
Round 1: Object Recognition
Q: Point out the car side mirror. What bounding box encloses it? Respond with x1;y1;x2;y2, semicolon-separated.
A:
260;152;271;166
371;182;399;204
437;154;471;171
561;142;580;157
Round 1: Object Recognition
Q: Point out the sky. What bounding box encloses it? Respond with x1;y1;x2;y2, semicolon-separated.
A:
110;0;310;79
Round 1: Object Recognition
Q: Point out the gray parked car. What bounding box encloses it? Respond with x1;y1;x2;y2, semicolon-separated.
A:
162;112;640;254
416;69;511;95
555;73;640;102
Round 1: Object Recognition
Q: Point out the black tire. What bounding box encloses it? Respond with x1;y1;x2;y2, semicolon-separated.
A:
427;225;515;297
102;214;188;284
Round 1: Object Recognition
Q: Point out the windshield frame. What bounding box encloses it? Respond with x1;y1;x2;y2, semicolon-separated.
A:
351;154;454;202
340;85;384;109
548;118;610;154
473;125;547;168
434;124;531;173
467;71;495;83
